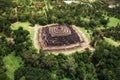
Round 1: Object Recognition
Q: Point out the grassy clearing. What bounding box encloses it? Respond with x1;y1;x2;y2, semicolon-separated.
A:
104;37;120;47
78;27;92;41
103;16;120;46
3;53;23;80
11;22;35;42
107;17;120;27
81;17;90;22
11;22;41;50
9;22;33;80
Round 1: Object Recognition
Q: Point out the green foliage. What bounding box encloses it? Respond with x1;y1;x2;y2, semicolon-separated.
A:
102;25;120;41
0;36;12;56
14;67;52;80
13;27;30;44
0;0;15;11
3;53;23;80
0;73;10;80
14;51;98;80
0;0;120;80
92;40;120;80
0;37;13;80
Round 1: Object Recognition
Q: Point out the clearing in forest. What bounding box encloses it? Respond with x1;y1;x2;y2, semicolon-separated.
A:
38;24;92;54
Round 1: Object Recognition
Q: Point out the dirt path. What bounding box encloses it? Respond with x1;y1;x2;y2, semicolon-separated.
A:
33;25;40;51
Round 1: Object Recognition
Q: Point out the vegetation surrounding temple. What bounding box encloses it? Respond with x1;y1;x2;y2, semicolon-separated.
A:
0;0;120;80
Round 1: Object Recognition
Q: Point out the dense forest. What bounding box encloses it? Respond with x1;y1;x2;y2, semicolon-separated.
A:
0;0;120;80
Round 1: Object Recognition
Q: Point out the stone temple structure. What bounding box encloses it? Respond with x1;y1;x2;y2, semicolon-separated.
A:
39;24;85;51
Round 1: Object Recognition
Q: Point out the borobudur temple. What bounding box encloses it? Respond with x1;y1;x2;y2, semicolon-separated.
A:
39;24;84;51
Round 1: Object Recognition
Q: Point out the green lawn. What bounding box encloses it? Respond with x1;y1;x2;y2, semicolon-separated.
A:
103;16;120;46
8;22;35;80
81;17;90;22
104;37;120;47
11;22;35;41
3;53;23;80
78;27;92;41
107;17;120;27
